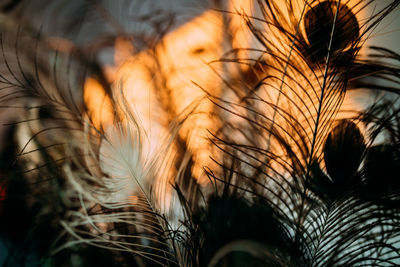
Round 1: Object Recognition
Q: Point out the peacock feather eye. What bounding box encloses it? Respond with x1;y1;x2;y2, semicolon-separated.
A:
304;1;359;62
323;120;365;183
363;144;400;195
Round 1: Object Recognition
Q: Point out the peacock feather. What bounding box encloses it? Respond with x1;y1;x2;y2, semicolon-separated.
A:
0;0;399;266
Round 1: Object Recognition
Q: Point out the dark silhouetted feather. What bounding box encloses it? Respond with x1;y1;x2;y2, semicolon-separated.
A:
323;119;365;183
0;0;400;266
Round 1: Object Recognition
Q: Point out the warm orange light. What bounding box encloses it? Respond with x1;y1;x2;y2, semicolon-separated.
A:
83;0;370;185
83;77;114;129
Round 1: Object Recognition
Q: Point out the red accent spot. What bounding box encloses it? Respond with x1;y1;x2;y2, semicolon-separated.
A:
0;183;6;214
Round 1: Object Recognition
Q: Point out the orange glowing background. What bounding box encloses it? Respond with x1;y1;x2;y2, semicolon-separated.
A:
83;0;378;187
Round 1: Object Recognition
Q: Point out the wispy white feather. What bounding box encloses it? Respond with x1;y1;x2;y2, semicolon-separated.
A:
98;122;148;203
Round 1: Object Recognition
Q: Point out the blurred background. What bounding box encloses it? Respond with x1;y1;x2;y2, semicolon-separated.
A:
0;0;399;265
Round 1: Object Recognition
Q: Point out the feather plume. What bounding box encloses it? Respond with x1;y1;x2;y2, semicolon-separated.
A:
0;0;400;266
